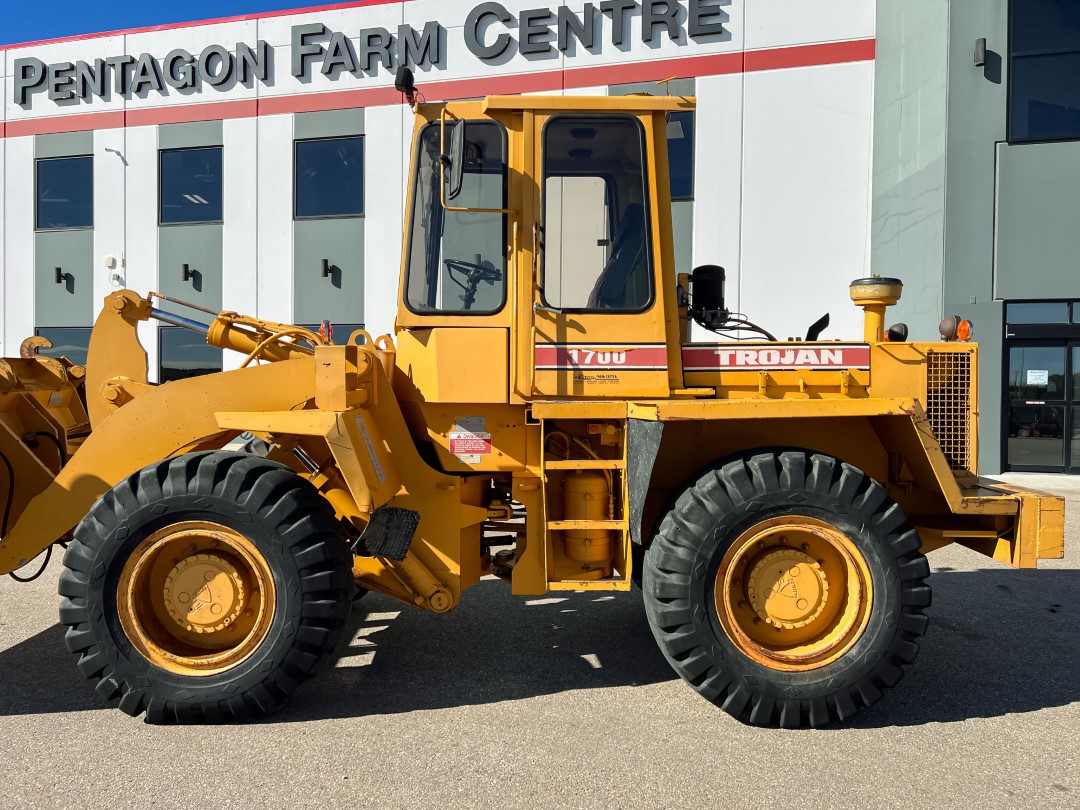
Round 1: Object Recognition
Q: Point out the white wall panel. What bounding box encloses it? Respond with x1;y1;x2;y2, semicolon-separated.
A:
560;85;607;96
123;125;160;381
255;113;293;324
692;73;744;322
3;137;34;352
363;104;408;338
93;128;127;318
739;61;874;342
221;116;259;371
745;0;874;50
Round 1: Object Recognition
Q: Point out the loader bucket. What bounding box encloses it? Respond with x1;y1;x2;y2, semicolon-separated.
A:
0;342;90;552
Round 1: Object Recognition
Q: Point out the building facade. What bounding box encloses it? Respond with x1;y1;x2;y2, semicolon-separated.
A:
874;0;1080;474
0;1;876;375
29;3;1080;472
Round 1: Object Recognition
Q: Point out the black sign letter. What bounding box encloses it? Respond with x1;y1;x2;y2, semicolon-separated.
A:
466;2;513;60
164;50;197;89
600;0;638;47
398;22;443;68
292;23;328;78
14;58;47;106
519;8;555;56
558;4;597;52
47;62;76;102
689;0;725;39
642;0;680;44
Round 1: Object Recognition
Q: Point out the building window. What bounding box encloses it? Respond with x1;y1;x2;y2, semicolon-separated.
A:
1006;301;1071;324
1009;0;1080;142
160;147;223;225
36;156;93;230
295;137;365;219
160;327;222;383
667;111;695;201
34;327;91;367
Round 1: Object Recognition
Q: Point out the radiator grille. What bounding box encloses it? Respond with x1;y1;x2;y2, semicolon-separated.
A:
926;351;972;471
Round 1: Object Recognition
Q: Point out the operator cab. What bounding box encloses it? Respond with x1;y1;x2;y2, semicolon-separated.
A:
395;81;691;405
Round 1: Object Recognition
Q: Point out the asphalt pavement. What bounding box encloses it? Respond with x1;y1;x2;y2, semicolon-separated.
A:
0;474;1076;809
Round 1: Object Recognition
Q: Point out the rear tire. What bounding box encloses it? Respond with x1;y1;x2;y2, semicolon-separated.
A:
58;451;353;723
643;450;930;728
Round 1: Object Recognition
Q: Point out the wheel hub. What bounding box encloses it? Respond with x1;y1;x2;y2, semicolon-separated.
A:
746;549;828;629
163;553;247;634
714;515;874;672
117;520;276;675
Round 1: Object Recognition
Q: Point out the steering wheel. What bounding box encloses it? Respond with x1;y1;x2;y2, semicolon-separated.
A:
444;259;502;310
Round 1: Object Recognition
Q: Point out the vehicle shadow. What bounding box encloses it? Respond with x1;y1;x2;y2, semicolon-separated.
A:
845;568;1079;729
273;581;676;723
0;623;109;715
277;568;1080;726
0;568;1076;726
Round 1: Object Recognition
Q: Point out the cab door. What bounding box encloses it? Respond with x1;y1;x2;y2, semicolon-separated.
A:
529;113;672;399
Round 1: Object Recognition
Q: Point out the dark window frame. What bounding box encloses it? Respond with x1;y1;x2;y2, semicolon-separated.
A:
667;110;696;202
1008;0;1080;144
539;114;657;316
35;155;94;232
293;135;366;221
34;326;92;367
158;325;224;383
158;145;224;227
402;119;511;318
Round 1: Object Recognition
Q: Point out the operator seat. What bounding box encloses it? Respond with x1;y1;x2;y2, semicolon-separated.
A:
587;203;646;309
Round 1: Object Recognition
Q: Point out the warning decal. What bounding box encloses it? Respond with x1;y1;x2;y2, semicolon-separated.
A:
450;415;491;461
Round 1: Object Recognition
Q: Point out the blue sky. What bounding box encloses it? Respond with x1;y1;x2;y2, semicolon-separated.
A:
0;0;339;46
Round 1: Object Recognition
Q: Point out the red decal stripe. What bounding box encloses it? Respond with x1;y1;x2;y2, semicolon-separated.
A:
683;344;871;371
536;344;668;371
0;39;875;138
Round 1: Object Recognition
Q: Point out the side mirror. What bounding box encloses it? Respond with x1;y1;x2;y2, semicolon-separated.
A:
448;121;466;201
394;66;416;104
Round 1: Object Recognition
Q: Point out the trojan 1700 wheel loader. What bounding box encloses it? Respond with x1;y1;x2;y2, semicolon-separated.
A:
0;75;1064;727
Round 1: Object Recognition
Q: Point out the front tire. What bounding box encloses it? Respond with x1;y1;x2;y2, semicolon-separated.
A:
643;450;930;728
58;451;354;723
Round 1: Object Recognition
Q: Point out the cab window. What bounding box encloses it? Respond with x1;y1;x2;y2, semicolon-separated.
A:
541;116;653;312
405;121;508;315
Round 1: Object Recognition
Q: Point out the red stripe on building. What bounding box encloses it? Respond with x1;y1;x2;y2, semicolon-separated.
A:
5;111;125;137
745;38;876;72
0;38;876;137
125;100;259;127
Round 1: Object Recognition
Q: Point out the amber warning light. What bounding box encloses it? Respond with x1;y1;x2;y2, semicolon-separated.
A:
939;315;974;342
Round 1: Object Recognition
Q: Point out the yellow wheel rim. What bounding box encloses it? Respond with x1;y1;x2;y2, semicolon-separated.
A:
117;521;276;676
714;516;873;672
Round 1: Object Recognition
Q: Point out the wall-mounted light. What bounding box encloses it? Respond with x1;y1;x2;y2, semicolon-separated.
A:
974;38;987;67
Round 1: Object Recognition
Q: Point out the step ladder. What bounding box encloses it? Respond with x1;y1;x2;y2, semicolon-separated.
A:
541;422;632;592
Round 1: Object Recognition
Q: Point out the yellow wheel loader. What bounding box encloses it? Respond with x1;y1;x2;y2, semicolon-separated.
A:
0;72;1064;727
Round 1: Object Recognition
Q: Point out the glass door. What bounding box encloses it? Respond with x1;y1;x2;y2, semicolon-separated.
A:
1071;344;1080;474
1006;342;1067;471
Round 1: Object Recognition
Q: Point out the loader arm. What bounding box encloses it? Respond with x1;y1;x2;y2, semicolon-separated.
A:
0;358;319;574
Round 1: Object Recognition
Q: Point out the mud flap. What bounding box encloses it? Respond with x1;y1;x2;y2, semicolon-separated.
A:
627;419;664;544
353;505;421;561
